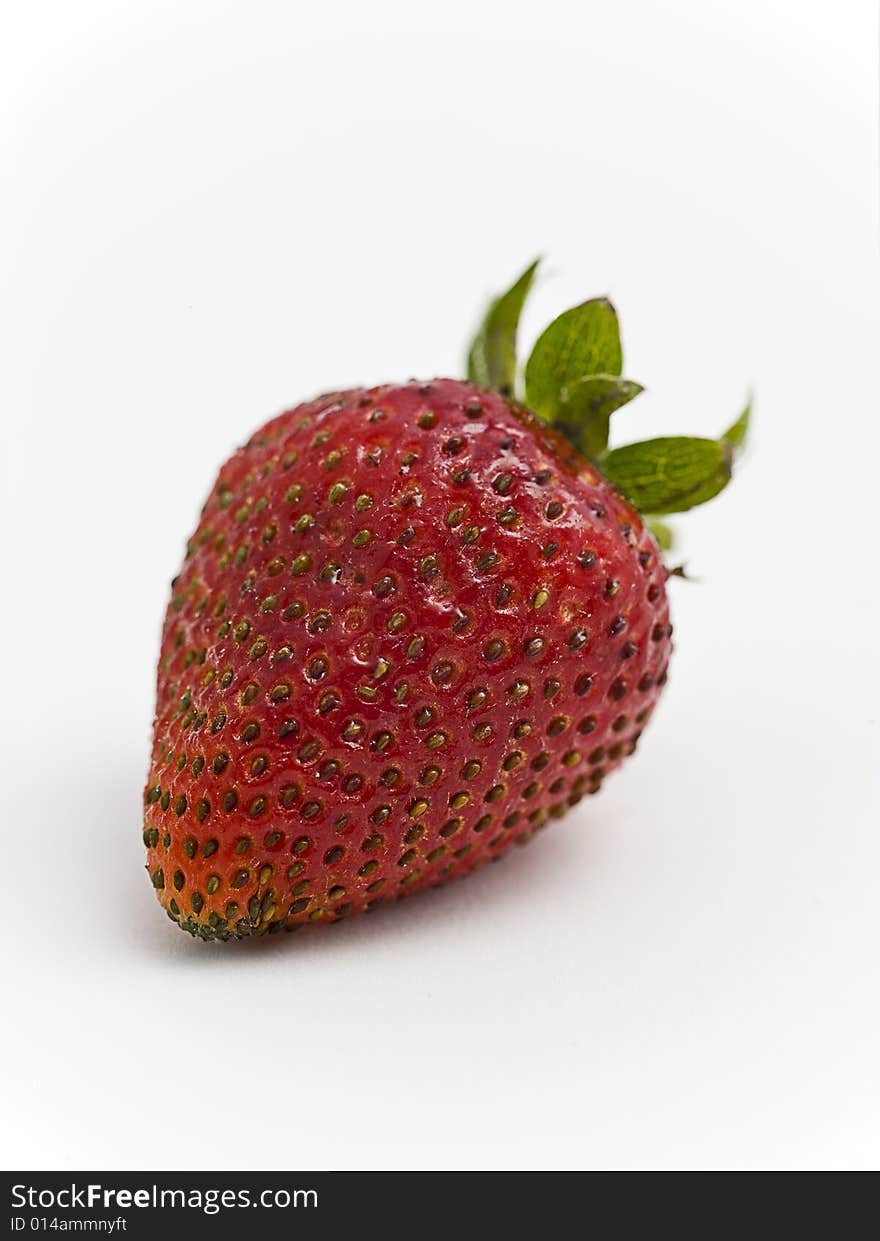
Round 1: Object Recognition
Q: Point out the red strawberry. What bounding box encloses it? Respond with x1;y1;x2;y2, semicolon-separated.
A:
144;263;747;939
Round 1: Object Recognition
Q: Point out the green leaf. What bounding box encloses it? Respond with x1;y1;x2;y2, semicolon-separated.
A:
466;259;541;397
602;436;734;515
722;397;752;450
524;297;622;420
646;518;674;551
554;374;643;460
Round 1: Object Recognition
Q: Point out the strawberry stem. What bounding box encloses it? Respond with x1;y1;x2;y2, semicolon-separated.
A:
466;262;751;525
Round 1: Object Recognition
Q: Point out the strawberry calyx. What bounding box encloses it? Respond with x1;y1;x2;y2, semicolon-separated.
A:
466;260;750;551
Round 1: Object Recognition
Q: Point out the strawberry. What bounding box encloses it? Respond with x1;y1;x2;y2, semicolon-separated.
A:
144;262;747;939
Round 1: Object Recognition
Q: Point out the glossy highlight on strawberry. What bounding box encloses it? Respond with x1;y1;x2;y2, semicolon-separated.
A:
143;264;747;940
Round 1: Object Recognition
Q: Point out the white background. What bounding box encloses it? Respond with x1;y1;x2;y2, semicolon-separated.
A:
1;0;878;1171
